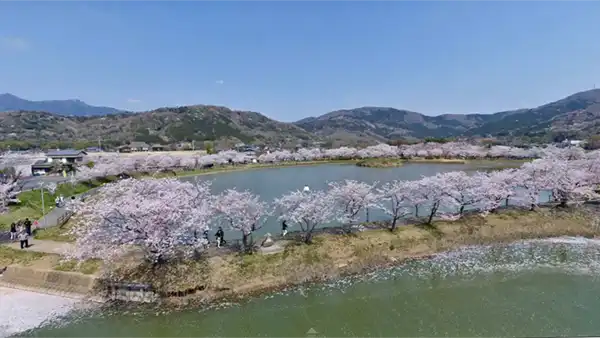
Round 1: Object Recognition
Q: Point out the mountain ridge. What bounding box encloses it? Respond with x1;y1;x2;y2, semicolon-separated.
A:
2;89;600;147
294;89;600;142
0;93;124;116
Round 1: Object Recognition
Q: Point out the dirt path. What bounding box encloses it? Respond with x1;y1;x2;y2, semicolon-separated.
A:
2;239;74;255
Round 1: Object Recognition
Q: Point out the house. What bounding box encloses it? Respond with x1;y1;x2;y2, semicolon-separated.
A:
119;142;150;153
151;144;167;152
560;139;586;148
85;147;102;153
175;142;193;150
46;149;87;164
31;160;56;176
31;149;87;176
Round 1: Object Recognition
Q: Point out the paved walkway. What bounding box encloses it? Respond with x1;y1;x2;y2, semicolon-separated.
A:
2;239;74;255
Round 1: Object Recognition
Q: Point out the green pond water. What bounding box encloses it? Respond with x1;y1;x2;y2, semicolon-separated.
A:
23;237;600;337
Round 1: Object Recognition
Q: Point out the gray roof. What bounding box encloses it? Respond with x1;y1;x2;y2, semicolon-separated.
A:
129;142;150;148
32;160;54;168
46;149;87;157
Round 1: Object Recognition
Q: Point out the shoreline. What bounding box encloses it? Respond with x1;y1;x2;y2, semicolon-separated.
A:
1;206;597;309
169;157;527;177
104;206;600;307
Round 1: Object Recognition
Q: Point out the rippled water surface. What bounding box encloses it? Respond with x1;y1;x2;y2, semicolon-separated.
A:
18;237;600;337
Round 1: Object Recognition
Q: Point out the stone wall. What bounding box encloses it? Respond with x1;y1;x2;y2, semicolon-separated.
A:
105;286;159;303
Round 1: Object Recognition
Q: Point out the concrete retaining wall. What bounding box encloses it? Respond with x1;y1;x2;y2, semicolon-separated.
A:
0;266;160;303
0;265;97;295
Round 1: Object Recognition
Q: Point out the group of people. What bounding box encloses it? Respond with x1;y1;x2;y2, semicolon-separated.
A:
55;195;66;207
197;227;227;249
9;218;33;249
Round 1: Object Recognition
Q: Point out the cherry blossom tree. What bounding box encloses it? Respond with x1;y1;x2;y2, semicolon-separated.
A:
213;188;270;250
327;180;380;230
67;178;215;265
512;160;552;210
377;180;414;231
0;166;21;213
415;174;460;224
542;158;598;206
274;189;337;243
0;181;18;214
443;171;490;216
481;169;519;212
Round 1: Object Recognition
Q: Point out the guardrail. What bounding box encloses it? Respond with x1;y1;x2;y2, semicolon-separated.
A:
56;211;73;227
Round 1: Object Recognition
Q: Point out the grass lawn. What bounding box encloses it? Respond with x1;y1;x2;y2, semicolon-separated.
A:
0;245;100;275
0;246;46;266
0;177;118;231
34;219;76;242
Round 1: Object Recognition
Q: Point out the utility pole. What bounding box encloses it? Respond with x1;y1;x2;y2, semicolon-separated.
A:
98;137;102;151
40;185;46;228
192;140;195;151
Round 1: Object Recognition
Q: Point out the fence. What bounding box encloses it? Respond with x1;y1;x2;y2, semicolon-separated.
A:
56;210;73;227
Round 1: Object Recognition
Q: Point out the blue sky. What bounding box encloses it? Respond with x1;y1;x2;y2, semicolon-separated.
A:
1;1;600;121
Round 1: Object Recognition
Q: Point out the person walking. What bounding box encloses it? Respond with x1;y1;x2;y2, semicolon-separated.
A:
18;226;29;249
202;230;210;249
215;227;225;248
281;220;288;237
9;222;17;241
55;196;61;208
24;218;32;236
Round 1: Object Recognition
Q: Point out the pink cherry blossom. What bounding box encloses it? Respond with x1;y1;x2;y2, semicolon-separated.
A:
213;188;270;250
67;178;215;264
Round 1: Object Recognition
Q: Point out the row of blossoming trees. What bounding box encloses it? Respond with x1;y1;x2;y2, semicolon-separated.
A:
66;147;600;266
77;143;586;182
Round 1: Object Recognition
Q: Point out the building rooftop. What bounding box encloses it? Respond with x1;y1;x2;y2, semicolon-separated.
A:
129;142;150;148
46;149;87;157
31;160;54;168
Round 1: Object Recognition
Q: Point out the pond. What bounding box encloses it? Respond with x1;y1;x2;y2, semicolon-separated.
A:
180;162;539;240
20;237;600;337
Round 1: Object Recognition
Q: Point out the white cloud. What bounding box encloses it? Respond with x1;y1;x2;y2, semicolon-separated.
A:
127;98;141;103
0;36;30;51
215;80;224;85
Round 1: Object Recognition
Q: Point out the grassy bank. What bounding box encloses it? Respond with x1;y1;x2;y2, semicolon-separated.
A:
157;159;359;179
0;246;100;275
356;158;405;168
0;177;117;230
110;207;598;304
355;157;527;169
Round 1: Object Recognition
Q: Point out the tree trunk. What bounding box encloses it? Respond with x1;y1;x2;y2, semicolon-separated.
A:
304;231;313;244
390;217;398;232
427;203;439;225
242;233;253;253
427;212;435;225
459;205;465;215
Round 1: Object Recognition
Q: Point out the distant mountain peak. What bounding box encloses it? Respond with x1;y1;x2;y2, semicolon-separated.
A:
0;93;124;116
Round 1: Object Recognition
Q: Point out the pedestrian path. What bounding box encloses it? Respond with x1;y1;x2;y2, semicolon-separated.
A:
2;239;74;255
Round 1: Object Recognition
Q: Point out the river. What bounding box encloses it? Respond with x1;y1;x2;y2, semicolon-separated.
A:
17;237;600;337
